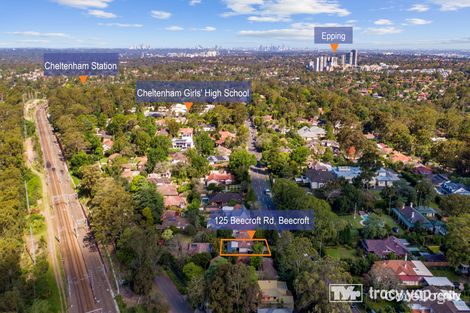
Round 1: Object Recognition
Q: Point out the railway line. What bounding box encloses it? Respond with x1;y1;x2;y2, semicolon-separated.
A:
35;103;117;313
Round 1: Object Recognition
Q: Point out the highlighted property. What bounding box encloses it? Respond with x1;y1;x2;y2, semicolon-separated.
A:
219;238;272;257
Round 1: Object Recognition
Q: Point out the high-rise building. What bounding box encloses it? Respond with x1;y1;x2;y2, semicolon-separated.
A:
351;49;358;66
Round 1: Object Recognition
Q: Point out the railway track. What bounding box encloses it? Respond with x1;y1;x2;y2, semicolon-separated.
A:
36;104;116;313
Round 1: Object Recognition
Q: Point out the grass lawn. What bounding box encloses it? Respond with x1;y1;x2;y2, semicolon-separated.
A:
44;264;64;313
427;245;441;254
325;246;358;260
339;214;364;229
429;267;466;282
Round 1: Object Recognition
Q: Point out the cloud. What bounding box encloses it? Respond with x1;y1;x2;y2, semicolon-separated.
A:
374;19;393;25
87;9;116;18
53;0;112;9
165;25;184;31
6;31;71;38
247;15;290;22
238;22;350;40
406;18;432;25
407;4;429;12
431;0;470;10
201;26;216;31
365;27;403;35
190;0;201;5
151;10;172;19
98;23;143;28
223;0;350;19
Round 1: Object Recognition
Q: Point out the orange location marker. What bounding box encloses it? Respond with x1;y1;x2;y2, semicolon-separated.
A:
184;102;193;111
247;230;256;239
330;43;339;53
79;75;88;84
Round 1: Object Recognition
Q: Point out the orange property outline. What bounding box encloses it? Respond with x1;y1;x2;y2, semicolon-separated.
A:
219;238;272;257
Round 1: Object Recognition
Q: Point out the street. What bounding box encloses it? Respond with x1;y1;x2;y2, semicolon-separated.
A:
155;274;193;313
246;118;275;210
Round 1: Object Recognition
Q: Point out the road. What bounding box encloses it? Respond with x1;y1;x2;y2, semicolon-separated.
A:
246;118;275;210
36;103;118;313
155;274;192;313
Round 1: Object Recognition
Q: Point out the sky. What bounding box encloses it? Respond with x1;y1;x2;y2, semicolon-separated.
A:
0;0;469;49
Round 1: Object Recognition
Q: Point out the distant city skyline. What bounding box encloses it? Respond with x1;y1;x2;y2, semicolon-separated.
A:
0;0;469;49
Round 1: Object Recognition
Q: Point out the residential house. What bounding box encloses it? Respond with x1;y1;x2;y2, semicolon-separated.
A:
369;167;400;188
157;183;178;197
187;243;212;256
431;174;449;188
216;130;236;146
297;125;326;142
206;170;235;187
102;138;114;152
257;280;294;313
372;260;433;286
208;192;243;207
392;205;447;235
121;168;139;181
164;195;187;209
413;164;433;176
170;103;187;116
332;166;362;183
304;168;336;189
362;236;410;259
159;210;189;229
172;128;194;150
135;156;147;171
207;155;229;166
169;151;188;165
216;145;232;156
410;286;470;313
439;181;470;196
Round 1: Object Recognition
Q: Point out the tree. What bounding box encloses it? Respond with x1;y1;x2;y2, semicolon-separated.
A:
116;226;160;295
187;275;206;309
290;146;310;170
440;194;470;216
446;214;470;268
195;131;215;156
186;149;210;178
294;258;352;313
275;232;318;282
183;262;205;281
90;178;134;245
162;229;173;241
207;263;260;313
79;164;101;196
229;149;256;182
132;180;164;222
365;263;402;290
415;179;436;206
362;213;388;239
166;118;180;137
273;179;340;244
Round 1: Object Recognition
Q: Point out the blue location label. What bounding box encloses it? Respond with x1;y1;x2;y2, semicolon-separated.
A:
135;81;251;103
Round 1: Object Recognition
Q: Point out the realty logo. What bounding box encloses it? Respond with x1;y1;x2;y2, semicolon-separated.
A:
329;284;363;303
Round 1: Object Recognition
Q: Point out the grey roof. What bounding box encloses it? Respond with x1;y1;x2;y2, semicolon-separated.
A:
304;168;336;184
297;126;326;139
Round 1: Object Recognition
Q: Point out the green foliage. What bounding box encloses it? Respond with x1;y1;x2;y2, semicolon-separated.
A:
206;263;260;313
228;149;256;182
183;262;204;281
446;214;470;267
195;131;215;156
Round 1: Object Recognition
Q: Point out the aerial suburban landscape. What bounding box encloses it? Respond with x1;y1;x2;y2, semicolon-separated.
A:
0;1;469;313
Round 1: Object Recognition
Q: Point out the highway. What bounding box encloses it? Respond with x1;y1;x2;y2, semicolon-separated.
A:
36;103;118;313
